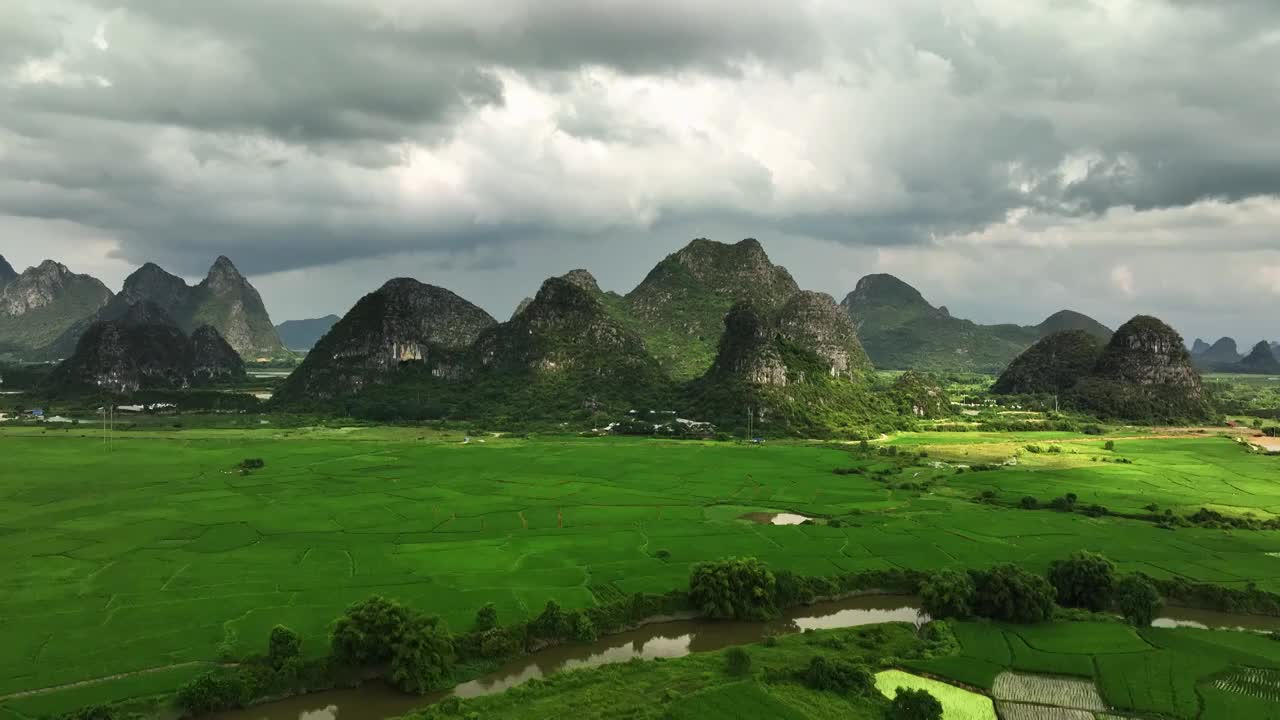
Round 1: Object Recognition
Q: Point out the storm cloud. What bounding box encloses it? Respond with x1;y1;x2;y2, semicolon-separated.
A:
1;0;1278;341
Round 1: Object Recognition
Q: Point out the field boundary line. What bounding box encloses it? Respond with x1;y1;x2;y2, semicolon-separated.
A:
0;661;232;701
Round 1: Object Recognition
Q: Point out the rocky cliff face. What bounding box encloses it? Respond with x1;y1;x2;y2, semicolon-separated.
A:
188;256;286;357
710;302;789;386
776;291;872;380
47;301;244;393
0;260;113;354
1070;315;1214;422
621;238;801;379
275;278;497;401
42;257;286;359
992;330;1105;395
0;255;16;289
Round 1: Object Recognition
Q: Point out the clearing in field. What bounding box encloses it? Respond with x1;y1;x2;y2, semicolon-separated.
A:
874;670;997;720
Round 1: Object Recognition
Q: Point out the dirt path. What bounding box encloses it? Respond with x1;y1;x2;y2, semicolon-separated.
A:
0;661;231;701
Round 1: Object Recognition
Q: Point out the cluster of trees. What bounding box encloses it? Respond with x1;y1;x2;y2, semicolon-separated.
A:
920;552;1163;627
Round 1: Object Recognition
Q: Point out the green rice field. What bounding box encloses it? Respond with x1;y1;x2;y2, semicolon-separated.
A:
3;424;1280;713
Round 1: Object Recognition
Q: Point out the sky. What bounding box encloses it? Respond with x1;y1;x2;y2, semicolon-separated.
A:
1;0;1278;345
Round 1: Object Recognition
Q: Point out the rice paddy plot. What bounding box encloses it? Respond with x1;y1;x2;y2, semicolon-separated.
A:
994;703;1095;720
874;670;997;720
991;672;1106;712
1211;666;1280;703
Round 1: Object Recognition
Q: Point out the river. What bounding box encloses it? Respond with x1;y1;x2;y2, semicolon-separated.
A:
212;598;1280;720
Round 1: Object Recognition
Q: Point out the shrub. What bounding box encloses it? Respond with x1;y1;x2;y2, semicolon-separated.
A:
331;596;412;666
690;557;778;621
175;670;249;714
920;570;975;620
390;614;454;694
530;600;568;640
1116;575;1162;627
889;688;944;720
569;611;597;643
1049;551;1116;612
267;625;302;669
56;707;117;720
1104;440;1116;451
239;458;265;470
725;647;752;676
804;656;874;695
972;564;1055;624
1020;496;1038;509
474;603;498;632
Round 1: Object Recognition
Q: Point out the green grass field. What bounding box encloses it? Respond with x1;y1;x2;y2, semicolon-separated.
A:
3;424;1280;713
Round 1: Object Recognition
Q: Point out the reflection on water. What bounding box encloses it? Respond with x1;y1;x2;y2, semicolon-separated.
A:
213;599;1280;720
211;596;922;720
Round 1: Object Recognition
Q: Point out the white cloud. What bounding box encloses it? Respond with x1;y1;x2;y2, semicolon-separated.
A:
1110;265;1135;297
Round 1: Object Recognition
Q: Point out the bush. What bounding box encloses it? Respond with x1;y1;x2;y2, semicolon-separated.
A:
972;564;1055;624
690;557;778;621
175;670;249;714
268;625;302;669
1116;575;1162;627
889;688;944;720
239;458;266;470
474;603;498;632
569;611;597;643
331;596;412;666
56;707;117;720
1049;551;1116;612
1020;496;1039;509
920;570;975;620
389;615;454;694
1104;440;1116;451
803;656;874;695
725;647;752;676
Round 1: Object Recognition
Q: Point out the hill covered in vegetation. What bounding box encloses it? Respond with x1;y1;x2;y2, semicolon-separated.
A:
1069;315;1216;423
45;301;244;394
0;260;113;358
992;330;1106;395
840;274;1110;373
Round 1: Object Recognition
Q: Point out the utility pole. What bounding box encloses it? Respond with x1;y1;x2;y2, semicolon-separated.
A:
746;406;753;442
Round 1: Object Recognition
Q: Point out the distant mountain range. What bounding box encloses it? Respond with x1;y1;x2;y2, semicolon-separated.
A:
0;255;286;361
275;315;341;351
839;274;1112;373
1190;337;1280;374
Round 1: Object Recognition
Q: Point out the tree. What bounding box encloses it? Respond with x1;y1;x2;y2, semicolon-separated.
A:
331;595;412;666
568;611;597;643
972;564;1055;624
474;603;499;632
689;557;778;621
920;570;975;620
389;614;455;694
725;647;752;676
175;671;249;714
530;600;568;640
1049;551;1117;612
803;656;874;695
1020;496;1038;509
1116;575;1162;627
267;625;302;669
889;688;944;720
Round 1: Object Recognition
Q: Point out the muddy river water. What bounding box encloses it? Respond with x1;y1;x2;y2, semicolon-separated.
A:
213;597;1280;720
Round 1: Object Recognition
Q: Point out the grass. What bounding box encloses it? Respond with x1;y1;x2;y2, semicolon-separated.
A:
3;424;1280;712
874;670;997;720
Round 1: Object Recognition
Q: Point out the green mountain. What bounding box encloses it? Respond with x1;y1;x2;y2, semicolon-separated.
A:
1069;315;1215;423
840;274;1110;373
686;297;891;437
0;260;113;357
45;258;286;360
992;330;1106;395
275;315;341;351
1237;342;1280;375
45;301;244;394
617;238;800;380
273;278;497;403
0;255;16;289
1191;338;1212;356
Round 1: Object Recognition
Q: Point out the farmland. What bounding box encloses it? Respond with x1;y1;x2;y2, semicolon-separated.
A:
3;423;1280;715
